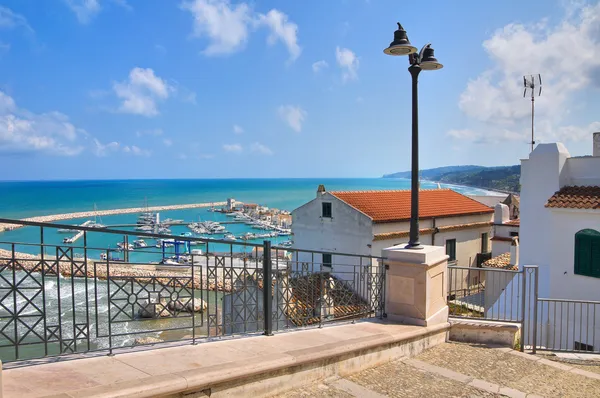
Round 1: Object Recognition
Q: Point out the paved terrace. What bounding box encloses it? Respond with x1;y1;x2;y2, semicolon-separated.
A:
278;342;600;398
2;320;449;398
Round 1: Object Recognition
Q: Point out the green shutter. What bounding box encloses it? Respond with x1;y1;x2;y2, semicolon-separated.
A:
575;229;600;278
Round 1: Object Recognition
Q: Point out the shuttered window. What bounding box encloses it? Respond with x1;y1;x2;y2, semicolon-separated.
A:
574;229;600;278
446;239;456;262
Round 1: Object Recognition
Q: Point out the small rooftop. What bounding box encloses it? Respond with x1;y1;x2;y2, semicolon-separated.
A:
482;252;518;270
330;189;493;223
545;186;600;210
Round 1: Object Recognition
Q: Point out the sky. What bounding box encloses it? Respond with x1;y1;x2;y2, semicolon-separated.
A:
1;0;600;180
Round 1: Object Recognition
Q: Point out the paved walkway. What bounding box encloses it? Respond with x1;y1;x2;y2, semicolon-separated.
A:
275;342;600;398
2;321;447;398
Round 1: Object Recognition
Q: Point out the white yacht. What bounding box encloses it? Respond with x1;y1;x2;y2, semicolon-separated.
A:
224;233;237;241
133;239;147;248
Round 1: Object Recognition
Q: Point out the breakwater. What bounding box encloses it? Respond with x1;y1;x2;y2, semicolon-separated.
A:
0;201;227;232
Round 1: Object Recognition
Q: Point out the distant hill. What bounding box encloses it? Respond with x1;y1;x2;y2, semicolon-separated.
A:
383;165;521;193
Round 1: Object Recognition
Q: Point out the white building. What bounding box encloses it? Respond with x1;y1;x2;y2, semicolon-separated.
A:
517;135;600;351
491;203;520;258
291;186;494;281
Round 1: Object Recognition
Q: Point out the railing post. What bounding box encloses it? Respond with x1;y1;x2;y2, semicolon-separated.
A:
532;266;539;354
520;268;527;352
263;240;273;336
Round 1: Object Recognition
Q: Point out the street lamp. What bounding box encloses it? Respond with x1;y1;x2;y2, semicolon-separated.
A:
384;23;442;249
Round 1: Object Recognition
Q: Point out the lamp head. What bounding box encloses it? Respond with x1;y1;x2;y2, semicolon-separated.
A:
383;23;417;56
419;44;443;70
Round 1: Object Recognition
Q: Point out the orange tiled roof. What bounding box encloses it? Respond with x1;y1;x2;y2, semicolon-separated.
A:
545;186;600;210
330;189;493;223
504;219;520;226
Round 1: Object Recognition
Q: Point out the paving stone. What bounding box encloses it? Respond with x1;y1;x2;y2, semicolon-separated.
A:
536;354;600;376
416;342;600;397
345;360;501;397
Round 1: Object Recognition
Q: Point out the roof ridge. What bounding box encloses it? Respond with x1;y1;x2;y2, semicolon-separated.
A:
330;188;453;194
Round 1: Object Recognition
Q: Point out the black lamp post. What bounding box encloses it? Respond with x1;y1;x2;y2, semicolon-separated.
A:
384;23;442;249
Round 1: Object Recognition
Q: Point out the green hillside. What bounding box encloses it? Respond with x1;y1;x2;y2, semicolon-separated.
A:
383;165;520;193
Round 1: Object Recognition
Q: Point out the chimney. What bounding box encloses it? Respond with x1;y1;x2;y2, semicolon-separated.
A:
594;132;600;157
317;184;326;198
510;238;519;267
494;203;509;224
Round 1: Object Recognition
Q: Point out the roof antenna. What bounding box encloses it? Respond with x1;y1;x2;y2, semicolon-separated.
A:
523;74;542;153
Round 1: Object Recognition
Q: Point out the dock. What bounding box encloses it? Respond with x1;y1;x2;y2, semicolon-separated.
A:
62;221;92;243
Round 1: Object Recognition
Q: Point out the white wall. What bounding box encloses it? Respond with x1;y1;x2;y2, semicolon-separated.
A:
547;209;600;301
291;192;373;279
565;157;600;186
520;143;570;298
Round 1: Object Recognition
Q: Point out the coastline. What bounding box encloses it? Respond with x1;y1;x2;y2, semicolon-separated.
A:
0;201;227;232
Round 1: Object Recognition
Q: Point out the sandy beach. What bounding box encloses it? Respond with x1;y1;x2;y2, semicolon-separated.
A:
0;201;227;232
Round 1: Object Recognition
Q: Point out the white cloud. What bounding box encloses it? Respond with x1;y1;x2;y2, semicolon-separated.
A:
223;143;243;153
258;9;301;61
0;90;85;156
180;0;252;55
136;128;163;137
64;0;130;24
123;145;151;156
0;6;34;33
278;105;306;133
163;138;173;147
93;138;119;157
312;60;328;73
113;67;174;117
250;142;273;155
180;0;300;61
336;46;359;82
450;3;600;144
233;124;244;134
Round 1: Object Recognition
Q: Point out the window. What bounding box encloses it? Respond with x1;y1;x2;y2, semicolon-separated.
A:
322;253;332;270
322;202;332;218
481;233;489;253
446;239;456;262
574;229;600;278
510;231;519;237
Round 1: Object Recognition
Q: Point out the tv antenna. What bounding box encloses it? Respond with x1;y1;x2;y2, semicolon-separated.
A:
523;74;542;152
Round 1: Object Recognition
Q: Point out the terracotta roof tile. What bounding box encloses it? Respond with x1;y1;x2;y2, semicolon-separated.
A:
330;189;493;223
482;252;518;271
545;186;600;210
504;219;520;226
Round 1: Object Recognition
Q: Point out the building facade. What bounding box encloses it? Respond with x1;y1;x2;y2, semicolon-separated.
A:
291;187;494;281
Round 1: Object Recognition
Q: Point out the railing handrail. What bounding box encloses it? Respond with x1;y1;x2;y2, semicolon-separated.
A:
538;297;600;305
448;265;521;273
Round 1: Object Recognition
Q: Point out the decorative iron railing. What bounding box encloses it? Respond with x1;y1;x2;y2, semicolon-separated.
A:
0;218;385;365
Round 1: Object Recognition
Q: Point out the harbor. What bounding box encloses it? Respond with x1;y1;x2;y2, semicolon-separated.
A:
0;201;227;232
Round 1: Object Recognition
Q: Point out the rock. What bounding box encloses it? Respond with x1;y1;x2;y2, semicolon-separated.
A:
166;298;208;313
134;336;164;346
137;300;170;319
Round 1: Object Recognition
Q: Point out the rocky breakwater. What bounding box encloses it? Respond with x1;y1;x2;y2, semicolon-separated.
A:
0;248;233;292
138;296;208;318
0;201;227;232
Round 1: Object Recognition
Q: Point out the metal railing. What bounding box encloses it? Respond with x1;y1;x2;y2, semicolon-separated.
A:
448;265;539;352
0;218;385;365
533;298;600;354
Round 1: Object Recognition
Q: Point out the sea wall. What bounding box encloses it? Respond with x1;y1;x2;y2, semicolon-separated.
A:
0;201;227;232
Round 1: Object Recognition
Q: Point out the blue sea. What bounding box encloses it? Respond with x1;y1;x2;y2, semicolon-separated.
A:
0;178;496;259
